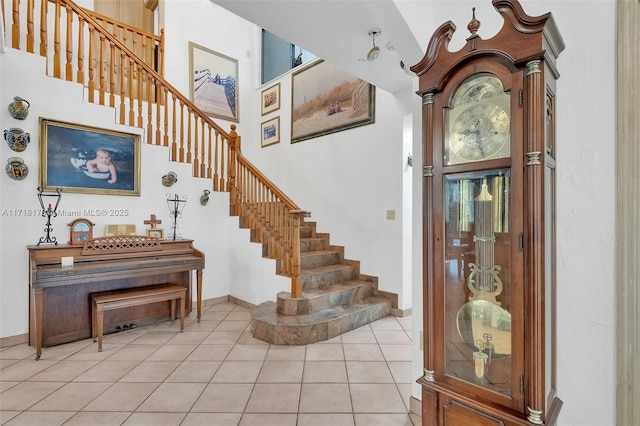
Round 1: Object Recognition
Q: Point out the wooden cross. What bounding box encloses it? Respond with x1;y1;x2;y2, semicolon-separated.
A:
144;214;162;229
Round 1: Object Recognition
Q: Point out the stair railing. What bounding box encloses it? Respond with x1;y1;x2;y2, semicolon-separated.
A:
2;0;309;299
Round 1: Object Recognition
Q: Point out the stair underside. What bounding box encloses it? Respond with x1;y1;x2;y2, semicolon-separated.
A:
251;296;392;345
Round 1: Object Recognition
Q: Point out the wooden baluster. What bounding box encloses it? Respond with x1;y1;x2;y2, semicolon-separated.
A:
163;87;169;147
26;0;33;53
137;69;143;128
159;29;165;76
290;211;306;298
206;128;212;178
98;33;105;105
128;60;135;126
178;100;185;161
118;51;126;124
12;0;19;49
171;94;177;161
77;17;85;84
213;131;220;191
39;0;47;57
109;43;115;106
87;25;95;103
53;1;61;78
146;73;152;143
186;110;193;163
193;116;199;175
65;4;72;81
155;84;162;145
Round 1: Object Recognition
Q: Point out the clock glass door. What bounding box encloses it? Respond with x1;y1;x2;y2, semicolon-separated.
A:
444;168;513;397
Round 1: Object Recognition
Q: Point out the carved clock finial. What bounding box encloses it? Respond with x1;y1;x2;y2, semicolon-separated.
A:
468;7;481;36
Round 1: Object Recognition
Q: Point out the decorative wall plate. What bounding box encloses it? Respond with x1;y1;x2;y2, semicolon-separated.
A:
4;128;30;152
6;157;28;180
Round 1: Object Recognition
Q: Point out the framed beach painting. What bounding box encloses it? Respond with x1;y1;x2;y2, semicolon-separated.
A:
261;82;281;115
291;59;375;143
39;118;141;196
261;116;280;147
189;41;239;122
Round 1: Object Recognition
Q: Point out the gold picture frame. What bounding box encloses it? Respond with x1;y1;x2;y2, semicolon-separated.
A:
261;82;281;116
39;118;141;196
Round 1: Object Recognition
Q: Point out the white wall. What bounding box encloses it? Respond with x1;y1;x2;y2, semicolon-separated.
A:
400;1;617;425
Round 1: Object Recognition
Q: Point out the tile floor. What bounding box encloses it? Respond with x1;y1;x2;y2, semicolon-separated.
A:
0;301;420;426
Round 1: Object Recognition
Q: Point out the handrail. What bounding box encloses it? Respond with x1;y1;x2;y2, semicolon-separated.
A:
2;0;309;299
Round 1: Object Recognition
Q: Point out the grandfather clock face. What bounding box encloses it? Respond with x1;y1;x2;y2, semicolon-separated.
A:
446;73;511;165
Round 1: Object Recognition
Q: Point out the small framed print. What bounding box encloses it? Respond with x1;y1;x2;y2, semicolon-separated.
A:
146;228;165;239
105;224;136;236
261;82;281;116
261;117;280;148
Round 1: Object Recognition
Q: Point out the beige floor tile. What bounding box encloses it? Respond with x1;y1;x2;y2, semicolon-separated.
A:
343;343;385;361
207;302;237;312
305;344;344;361
396;383;414;411
297;413;355;426
0;359;19;369
214;320;250;332
82;382;159;411
30;382;111;411
341;328;376;344
63;411;131;425
0;411;21;425
66;343;126;361
265;344;306;361
181;412;242;425
145;344;198;361
2;411;75;426
166;331;210;345
379;344;413;361
239;413;298;425
354;413;415;425
107;344;161;361
0;380;19;393
225;310;251;321
120;361;180;382
184;320;221;331
237;330;270;345
186;344;233;361
346;361;394;383
387;361;413;383
0;344;37;360
303;361;347;383
73;360;140;382
257;361;304;383
211;360;263;383
0;381;65;410
165;361;221;382
373;330;412;344
245;383;300;413
350;383;407;413
0;359;57;381
225;344;269;361
397;317;413;332
299;383;352;413
122;412;186;425
369;316;403;331
26;359;98;382
34;340;93;360
130;331;177;345
190;383;253;412
136;382;206;412
202;331;242;345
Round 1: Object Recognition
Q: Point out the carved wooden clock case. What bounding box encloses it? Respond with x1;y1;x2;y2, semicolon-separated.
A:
410;1;564;424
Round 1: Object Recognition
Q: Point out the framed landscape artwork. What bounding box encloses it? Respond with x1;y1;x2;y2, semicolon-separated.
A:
291;59;375;143
189;41;239;122
261;82;281;115
261;116;280;148
39;118;141;196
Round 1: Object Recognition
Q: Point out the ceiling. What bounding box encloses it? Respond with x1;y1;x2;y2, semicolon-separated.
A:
210;0;427;94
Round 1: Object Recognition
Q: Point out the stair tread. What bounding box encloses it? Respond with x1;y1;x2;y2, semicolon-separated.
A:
301;280;373;298
300;263;352;275
300;249;341;258
252;296;391;325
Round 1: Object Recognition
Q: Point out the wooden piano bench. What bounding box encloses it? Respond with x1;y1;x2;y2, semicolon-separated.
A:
91;284;186;351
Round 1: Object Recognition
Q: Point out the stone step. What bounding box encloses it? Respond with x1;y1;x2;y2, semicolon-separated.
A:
300;249;342;269
300;237;327;253
302;280;377;313
251;296;392;345
300;263;355;290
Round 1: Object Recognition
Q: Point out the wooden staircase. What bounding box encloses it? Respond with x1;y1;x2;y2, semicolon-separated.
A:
248;220;392;345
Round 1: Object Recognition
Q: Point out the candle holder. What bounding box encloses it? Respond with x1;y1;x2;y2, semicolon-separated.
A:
166;193;186;240
37;187;62;245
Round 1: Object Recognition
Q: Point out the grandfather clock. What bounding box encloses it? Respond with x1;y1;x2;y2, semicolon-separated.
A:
410;1;564;425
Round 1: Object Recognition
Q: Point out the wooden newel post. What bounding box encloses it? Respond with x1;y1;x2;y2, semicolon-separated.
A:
289;210;310;299
228;124;238;212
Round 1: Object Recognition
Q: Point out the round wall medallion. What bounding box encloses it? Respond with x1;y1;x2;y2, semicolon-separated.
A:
6;157;29;180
